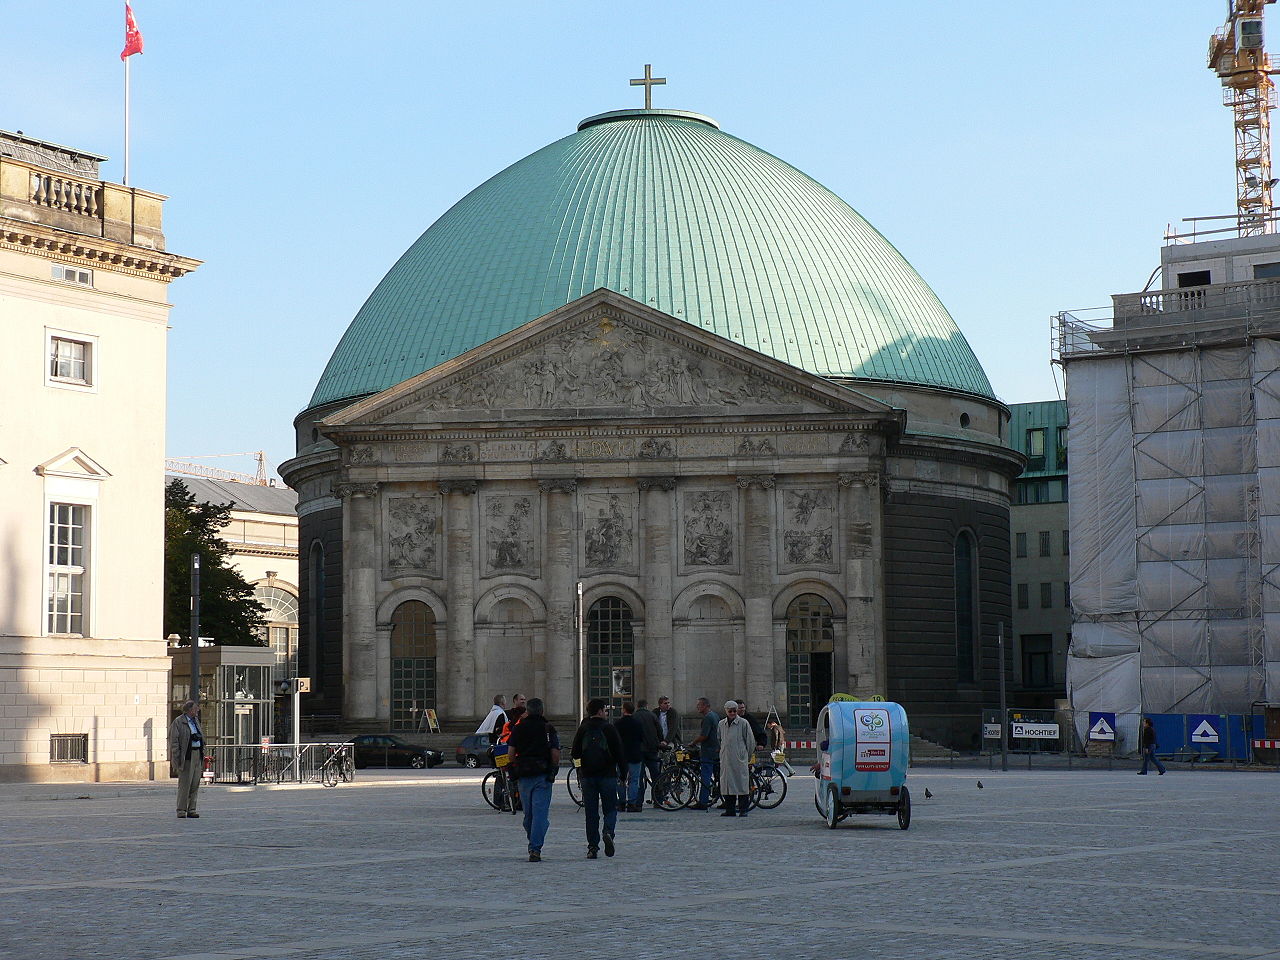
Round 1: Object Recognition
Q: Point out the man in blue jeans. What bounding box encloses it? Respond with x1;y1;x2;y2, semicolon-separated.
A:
509;697;560;862
689;697;720;809
571;698;626;858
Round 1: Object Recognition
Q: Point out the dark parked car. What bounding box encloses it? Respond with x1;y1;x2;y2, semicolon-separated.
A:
350;734;443;770
456;734;495;768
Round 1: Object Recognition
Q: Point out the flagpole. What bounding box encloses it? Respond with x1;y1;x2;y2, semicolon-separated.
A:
123;54;131;185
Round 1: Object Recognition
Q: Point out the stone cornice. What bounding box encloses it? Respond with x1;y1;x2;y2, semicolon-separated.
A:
0;218;201;281
229;543;299;560
438;479;480;495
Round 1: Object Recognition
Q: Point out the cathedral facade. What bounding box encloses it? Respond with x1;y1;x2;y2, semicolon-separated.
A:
282;107;1021;743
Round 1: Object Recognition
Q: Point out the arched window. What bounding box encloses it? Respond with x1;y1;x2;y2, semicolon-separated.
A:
955;532;979;684
587;597;634;714
255;584;299;682
390;600;437;731
305;541;324;685
786;594;834;729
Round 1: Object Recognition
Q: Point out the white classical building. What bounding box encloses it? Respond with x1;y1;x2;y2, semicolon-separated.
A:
0;130;198;781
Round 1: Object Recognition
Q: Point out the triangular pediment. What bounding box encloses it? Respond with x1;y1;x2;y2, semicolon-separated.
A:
326;290;896;428
36;447;112;480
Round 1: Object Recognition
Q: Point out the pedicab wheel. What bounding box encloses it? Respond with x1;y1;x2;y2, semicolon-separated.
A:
824;784;841;829
481;770;504;810
897;785;911;830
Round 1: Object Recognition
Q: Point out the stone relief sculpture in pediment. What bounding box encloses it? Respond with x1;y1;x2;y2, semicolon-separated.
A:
416;317;804;413
779;487;835;571
582;492;636;572
681;490;736;569
482;493;537;576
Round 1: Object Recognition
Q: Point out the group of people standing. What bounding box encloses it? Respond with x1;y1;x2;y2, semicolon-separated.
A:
481;692;773;862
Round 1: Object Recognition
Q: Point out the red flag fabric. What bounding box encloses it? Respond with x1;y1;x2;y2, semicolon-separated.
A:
120;3;144;60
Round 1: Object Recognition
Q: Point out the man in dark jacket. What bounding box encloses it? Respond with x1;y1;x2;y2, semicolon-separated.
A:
654;696;682;746
634;699;662;807
613;702;645;812
735;699;768;749
571;698;626;858
509;697;560;862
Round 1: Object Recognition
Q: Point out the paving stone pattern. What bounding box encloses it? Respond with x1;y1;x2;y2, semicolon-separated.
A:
1;768;1278;960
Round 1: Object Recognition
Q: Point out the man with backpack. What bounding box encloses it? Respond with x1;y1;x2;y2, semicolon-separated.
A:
508;697;560;862
570;698;625;859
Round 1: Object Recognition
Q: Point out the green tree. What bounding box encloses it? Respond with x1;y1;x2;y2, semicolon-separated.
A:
164;478;266;645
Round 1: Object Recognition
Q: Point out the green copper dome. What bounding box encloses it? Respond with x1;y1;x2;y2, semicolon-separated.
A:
308;109;993;411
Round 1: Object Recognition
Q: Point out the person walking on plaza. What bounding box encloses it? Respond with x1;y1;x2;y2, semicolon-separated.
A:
1137;717;1166;775
509;697;560;861
571;698;625;858
168;700;206;819
718;700;755;817
690;697;720;810
613;702;645;812
655;696;682;746
634;699;662;807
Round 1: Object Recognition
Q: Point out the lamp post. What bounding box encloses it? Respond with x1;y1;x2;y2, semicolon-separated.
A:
998;621;1009;772
577;582;586;720
189;554;201;703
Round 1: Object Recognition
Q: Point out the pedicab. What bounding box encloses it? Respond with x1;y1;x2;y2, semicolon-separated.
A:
813;700;911;829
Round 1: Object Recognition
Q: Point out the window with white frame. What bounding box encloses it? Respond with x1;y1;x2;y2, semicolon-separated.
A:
48;335;93;386
51;263;93;286
47;503;88;634
255;584;299;681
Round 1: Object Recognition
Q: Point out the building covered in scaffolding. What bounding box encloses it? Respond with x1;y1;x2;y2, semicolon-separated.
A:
1056;232;1280;749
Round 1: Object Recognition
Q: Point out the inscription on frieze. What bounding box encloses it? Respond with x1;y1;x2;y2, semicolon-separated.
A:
581;492;636;572
393;443;434;463
576;437;635;460
778;487;836;571
481;440;537;462
779;434;830;455
384;495;441;577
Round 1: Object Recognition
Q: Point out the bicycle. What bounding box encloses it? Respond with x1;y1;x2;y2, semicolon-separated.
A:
318;743;354;788
481;744;520;813
750;757;787;809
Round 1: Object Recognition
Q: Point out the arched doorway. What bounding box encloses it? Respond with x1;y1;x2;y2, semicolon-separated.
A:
390;600;437;731
484;597;536;702
587;596;634;714
680;593;736;711
786;594;834;729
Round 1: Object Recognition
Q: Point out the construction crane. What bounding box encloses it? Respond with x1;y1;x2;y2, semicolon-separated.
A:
1209;0;1279;236
165;451;273;486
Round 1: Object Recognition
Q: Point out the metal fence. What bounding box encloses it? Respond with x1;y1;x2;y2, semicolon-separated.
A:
204;742;353;785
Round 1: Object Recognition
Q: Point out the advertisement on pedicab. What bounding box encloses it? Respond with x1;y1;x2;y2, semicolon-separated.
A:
854;707;891;771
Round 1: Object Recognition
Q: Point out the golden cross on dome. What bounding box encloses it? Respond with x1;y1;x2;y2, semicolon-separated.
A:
629;64;666;109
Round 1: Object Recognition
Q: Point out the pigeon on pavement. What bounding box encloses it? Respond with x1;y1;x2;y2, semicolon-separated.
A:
976;780;984;789
924;788;933;799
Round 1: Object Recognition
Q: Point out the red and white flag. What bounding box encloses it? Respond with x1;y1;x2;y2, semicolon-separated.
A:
120;3;144;60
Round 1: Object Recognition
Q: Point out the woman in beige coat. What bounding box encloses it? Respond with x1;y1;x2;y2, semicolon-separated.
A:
717;700;755;818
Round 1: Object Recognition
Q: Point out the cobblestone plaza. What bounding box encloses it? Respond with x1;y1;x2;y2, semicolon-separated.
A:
2;767;1278;960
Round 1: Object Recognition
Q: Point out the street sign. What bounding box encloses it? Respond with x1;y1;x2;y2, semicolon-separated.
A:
1189;715;1221;744
983;723;1002;740
296;677;311;693
1088;712;1116;741
1011;722;1059;739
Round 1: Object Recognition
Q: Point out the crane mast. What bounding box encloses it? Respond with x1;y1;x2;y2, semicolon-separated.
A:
1209;0;1279;236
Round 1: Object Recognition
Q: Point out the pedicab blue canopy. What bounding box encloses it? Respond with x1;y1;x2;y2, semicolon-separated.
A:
814;700;912;829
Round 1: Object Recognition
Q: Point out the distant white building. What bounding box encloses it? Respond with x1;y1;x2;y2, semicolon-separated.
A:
0;130;198;782
1057;231;1280;748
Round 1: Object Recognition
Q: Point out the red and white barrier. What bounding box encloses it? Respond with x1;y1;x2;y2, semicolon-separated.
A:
1252;739;1280;749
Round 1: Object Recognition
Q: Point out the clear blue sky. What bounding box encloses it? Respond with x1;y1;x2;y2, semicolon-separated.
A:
6;1;1246;480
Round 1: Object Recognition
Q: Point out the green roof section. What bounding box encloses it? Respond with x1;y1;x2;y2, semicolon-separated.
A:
308;108;995;411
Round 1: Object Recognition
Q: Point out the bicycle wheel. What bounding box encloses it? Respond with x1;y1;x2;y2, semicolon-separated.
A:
566;767;583;808
657;767;697;810
321;761;338;788
481;770;504;810
339;754;355;782
753;767;787;809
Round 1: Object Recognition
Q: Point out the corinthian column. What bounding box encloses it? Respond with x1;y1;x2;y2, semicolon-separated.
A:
440;479;479;722
839;471;884;698
338;482;379;721
540;478;577;715
737;475;775;708
638;477;676;703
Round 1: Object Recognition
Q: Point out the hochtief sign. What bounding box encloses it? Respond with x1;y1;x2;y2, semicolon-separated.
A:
1011;722;1059;739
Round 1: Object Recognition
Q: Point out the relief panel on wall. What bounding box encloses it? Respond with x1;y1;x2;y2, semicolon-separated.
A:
482;492;538;577
679;489;737;574
581;491;637;573
778;486;837;572
384;495;442;577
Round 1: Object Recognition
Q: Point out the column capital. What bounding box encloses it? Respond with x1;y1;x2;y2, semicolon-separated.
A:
736;474;775;490
538;478;577;494
438;479;480;495
637;476;677;492
839;471;880;488
336;482;380;500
